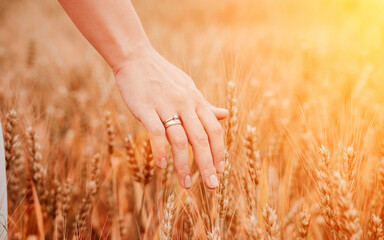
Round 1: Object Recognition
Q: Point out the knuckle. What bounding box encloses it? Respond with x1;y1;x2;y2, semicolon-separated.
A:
149;126;165;138
194;133;209;146
173;135;188;149
194;91;206;105
215;148;226;160
175;162;190;175
201;165;216;177
211;124;223;135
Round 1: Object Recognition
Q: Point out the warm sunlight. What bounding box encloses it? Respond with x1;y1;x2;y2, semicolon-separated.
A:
1;0;384;239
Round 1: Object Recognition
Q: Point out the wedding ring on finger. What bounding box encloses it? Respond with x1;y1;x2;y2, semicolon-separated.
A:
163;114;182;129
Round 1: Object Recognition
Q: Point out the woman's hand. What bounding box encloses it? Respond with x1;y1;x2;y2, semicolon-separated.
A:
114;46;228;189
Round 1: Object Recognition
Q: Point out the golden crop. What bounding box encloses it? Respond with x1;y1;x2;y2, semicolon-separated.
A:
2;0;384;239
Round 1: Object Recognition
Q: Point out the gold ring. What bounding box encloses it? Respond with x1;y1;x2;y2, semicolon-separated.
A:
163;114;182;128
163;114;180;124
164;119;182;129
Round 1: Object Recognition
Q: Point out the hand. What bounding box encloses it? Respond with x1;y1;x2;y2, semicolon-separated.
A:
114;46;228;189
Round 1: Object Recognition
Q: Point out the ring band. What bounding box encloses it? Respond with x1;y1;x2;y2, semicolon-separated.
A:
163;114;182;129
163;114;179;124
164;119;182;129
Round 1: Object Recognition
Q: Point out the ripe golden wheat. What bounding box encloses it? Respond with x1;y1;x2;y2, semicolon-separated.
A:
2;0;384;239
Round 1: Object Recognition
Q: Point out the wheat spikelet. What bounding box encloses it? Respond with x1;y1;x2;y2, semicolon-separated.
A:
125;136;155;186
124;135;142;182
333;172;362;240
263;204;280;240
246;214;263;240
4;109;18;171
343;146;357;189
218;153;231;219
4;110;25;204
316;145;339;234
183;196;194;240
162;156;173;189
244;125;261;186
105;111;115;155
242;125;261;214
296;210;310;240
62;178;73;219
242;174;253;212
46;179;62;218
118;215;128;239
368;214;384;240
26;127;48;203
283;198;304;229
160;193;176;240
207;224;221;240
142;138;155;185
74;180;97;233
225;81;238;151
90;153;101;188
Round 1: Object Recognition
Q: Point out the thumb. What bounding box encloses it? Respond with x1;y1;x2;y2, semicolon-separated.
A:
210;106;229;120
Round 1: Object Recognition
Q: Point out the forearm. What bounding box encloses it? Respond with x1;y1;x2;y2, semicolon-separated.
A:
58;0;152;72
59;0;229;190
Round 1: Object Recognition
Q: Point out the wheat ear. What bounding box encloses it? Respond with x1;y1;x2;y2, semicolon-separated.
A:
160;193;176;240
296;210;310;240
263;204;280;240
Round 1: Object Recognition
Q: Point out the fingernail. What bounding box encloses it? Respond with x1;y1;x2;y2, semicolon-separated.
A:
217;161;225;173
185;175;192;189
209;174;219;188
160;157;167;169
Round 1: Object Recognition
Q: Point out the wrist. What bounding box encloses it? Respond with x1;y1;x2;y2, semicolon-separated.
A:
110;39;154;74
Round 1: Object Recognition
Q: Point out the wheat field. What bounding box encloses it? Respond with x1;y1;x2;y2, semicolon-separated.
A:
2;0;384;239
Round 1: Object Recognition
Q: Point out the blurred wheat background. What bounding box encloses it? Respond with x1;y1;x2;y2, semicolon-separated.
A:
2;0;384;239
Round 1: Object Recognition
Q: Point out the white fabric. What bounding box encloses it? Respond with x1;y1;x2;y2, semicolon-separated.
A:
0;123;7;239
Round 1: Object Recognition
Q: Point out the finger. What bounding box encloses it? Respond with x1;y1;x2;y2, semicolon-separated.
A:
165;123;192;189
197;107;225;173
210;106;229;120
138;110;167;169
181;111;219;189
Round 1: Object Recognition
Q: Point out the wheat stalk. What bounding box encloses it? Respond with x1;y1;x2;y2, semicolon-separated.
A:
333;172;362;240
124;135;142;182
4;110;25;204
62;178;73;219
296;210;310;240
105;111;115;155
368;214;384;240
316;145;339;235
74;180;97;233
263;204;280;240
343;146;357;189
26;127;48;203
218;153;231;219
118;215;128;240
225;81;238;151
207;224;221;240
142;138;155;185
90;153;101;188
246;214;263;240
160;193;176;240
183;196;194;240
244;125;261;186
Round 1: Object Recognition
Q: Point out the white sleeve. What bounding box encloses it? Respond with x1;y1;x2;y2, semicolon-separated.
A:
0;123;7;239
